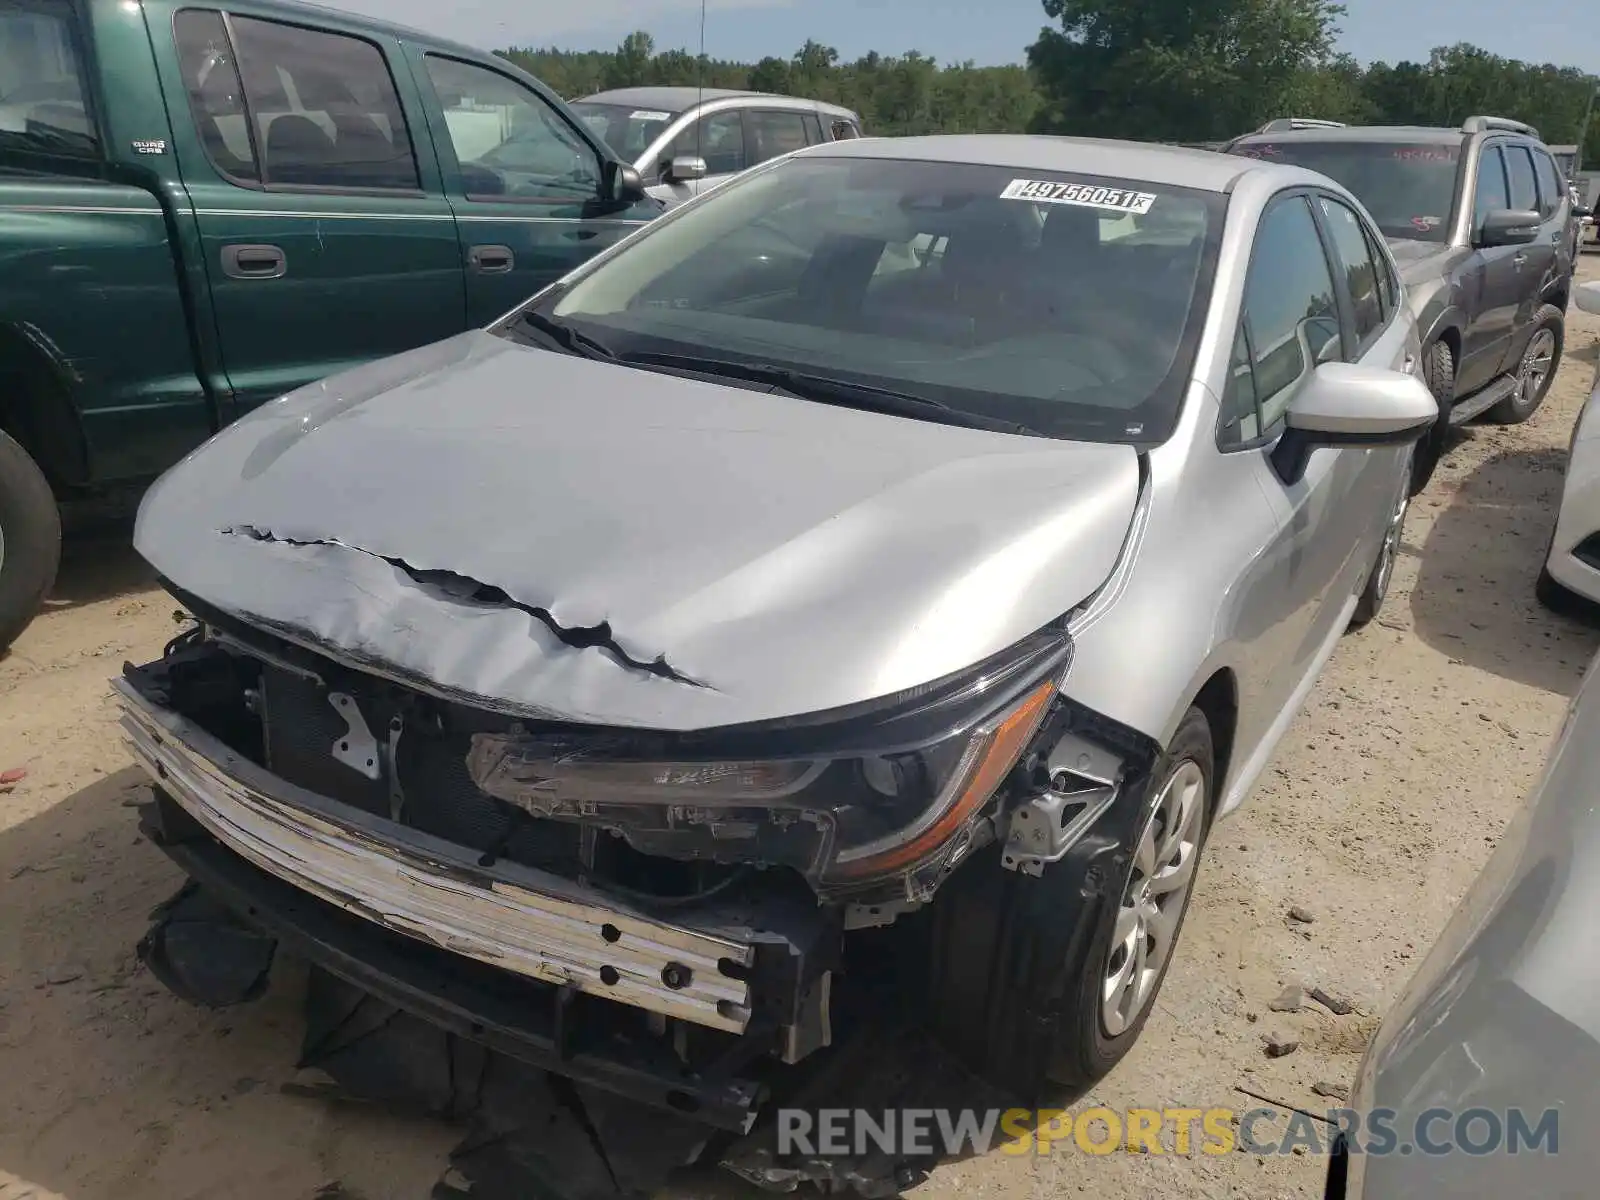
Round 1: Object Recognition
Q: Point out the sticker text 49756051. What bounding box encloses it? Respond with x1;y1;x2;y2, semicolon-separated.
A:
1000;179;1158;214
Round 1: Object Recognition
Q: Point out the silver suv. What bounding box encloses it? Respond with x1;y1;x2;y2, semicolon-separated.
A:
571;86;862;206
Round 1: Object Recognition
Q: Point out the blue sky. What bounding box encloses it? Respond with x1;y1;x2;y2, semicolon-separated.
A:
341;0;1590;74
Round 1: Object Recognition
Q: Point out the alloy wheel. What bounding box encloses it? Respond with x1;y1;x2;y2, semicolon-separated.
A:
1518;328;1557;407
1101;759;1206;1037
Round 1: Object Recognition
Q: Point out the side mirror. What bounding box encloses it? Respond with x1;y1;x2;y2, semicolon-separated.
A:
1475;208;1542;248
666;155;708;183
1576;281;1600;315
605;162;645;202
1271;362;1438;485
1574;205;1593;220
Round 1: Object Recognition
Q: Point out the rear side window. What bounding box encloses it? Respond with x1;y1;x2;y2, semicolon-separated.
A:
174;9;256;182
1504;145;1539;213
747;109;811;164
830;118;860;141
1533;148;1565;216
1234;195;1343;434
228;16;420;191
0;0;98;158
1317;196;1384;346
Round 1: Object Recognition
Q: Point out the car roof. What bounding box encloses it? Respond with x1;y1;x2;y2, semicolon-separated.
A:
798;134;1292;193
1230;125;1473;146
578;87;856;118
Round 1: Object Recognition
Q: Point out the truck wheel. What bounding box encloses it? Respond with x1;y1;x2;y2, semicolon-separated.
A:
1410;340;1455;495
925;708;1214;1099
1488;306;1563;425
0;428;61;651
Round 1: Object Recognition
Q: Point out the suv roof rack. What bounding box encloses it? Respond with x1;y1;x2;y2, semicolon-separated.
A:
1257;118;1347;133
1461;115;1540;139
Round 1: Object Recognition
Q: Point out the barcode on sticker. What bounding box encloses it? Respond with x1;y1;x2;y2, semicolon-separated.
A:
1000;179;1157;214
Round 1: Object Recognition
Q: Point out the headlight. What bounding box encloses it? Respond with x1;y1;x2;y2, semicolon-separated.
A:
465;628;1071;891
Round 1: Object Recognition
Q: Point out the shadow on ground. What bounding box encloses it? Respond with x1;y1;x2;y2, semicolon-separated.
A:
39;529;156;613
0;768;1075;1200
1409;441;1600;695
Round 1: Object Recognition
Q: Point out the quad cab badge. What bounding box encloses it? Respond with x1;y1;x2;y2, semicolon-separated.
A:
131;139;167;155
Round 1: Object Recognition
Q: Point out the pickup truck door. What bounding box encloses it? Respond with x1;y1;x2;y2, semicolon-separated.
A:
408;52;656;326
1457;142;1519;396
159;11;467;414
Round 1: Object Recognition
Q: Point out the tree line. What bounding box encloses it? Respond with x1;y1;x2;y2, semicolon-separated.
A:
500;0;1600;164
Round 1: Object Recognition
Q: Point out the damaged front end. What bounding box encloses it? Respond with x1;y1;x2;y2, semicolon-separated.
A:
117;599;1084;1128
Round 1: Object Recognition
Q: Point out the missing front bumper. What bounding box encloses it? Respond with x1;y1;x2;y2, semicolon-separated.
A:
116;678;757;1033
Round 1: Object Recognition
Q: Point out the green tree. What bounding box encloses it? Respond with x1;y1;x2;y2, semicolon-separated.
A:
1026;0;1346;142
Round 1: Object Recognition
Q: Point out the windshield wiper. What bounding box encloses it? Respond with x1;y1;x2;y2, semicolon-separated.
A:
617;351;1043;436
515;310;617;361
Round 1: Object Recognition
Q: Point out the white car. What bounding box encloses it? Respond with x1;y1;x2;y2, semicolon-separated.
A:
1539;280;1600;610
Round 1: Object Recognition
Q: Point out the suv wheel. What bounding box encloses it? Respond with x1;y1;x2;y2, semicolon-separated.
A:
1410;340;1455;495
1488;305;1563;424
0;428;62;651
925;708;1214;1099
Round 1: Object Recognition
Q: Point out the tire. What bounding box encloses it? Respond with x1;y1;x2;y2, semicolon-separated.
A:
1487;305;1563;425
1350;452;1413;629
1409;339;1454;496
925;708;1214;1099
1535;565;1593;616
0;428;62;651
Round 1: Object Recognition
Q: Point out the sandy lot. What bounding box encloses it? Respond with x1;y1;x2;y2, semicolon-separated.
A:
4;280;1600;1200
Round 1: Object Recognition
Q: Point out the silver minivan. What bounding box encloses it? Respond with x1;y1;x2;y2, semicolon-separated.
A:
571;86;863;206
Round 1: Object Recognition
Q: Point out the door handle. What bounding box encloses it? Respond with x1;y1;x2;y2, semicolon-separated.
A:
1513;251;1528;269
221;243;286;279
468;244;515;274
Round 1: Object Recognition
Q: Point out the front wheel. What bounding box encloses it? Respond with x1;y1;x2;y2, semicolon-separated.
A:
1488;305;1563;425
0;428;62;651
925;708;1214;1098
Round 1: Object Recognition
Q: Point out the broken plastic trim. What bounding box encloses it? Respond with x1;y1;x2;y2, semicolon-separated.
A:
219;525;707;688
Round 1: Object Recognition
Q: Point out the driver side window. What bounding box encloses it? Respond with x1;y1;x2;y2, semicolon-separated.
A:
424;55;601;202
1221;195;1343;446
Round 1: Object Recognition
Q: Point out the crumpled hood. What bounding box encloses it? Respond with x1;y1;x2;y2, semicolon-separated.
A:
136;332;1140;730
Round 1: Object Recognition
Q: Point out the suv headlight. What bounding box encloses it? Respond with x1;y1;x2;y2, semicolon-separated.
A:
466;628;1071;889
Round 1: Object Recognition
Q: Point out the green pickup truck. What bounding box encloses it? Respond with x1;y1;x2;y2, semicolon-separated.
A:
0;0;660;648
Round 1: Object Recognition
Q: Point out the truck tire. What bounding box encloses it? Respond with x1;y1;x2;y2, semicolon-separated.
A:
1488;305;1563;425
925;708;1214;1100
1410;340;1455;495
0;428;61;651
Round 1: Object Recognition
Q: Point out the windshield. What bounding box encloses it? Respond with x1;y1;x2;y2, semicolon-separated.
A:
1231;140;1461;242
570;101;680;162
514;155;1224;444
0;0;97;157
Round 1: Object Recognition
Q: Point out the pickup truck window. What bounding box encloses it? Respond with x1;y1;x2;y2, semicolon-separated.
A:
220;13;420;191
0;0;97;158
424;55;601;203
174;9;258;182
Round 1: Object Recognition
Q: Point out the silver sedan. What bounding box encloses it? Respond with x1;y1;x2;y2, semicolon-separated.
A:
123;135;1438;1109
1540;280;1600;611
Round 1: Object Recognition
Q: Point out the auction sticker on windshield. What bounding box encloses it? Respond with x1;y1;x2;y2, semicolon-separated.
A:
1000;179;1157;214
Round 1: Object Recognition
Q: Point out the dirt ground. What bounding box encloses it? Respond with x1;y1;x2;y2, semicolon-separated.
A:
4;274;1600;1200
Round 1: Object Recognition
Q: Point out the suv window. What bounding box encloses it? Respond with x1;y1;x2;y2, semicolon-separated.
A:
1474;145;1510;231
665;110;744;176
801;112;823;144
174;9;256;182
747;109;810;165
1532;147;1565;217
1317;196;1384;346
425;56;600;202
1236;195;1343;433
1504;144;1539;213
830;118;859;141
0;0;97;158
228;16;418;190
